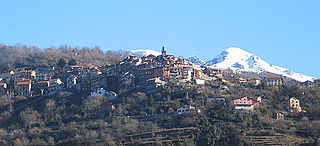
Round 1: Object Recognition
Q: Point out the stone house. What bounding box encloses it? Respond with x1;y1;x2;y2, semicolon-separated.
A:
16;82;32;96
176;105;201;115
67;75;77;89
247;78;261;86
0;83;7;95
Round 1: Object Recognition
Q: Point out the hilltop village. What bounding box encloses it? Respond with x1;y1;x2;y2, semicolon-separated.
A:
0;47;319;112
0;47;320;145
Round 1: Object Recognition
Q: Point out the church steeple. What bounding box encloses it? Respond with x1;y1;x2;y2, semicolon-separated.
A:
161;47;166;56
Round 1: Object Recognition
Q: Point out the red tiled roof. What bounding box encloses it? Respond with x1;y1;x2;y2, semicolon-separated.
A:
169;67;182;70
265;76;281;79
138;68;154;70
17;82;31;85
22;79;32;82
248;78;261;81
145;57;156;61
90;69;101;72
38;81;49;84
233;97;258;105
155;67;168;69
314;79;320;81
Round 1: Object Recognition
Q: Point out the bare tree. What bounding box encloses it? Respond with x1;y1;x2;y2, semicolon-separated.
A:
19;107;44;128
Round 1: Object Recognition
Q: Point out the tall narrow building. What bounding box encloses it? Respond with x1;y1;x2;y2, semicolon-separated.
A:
161;47;166;56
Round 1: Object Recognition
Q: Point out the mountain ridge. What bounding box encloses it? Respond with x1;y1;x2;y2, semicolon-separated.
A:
204;47;314;82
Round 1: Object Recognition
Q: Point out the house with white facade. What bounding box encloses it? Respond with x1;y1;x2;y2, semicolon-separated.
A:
90;88;106;96
176;105;201;115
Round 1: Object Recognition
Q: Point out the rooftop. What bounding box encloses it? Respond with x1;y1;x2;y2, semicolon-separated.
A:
17;82;31;85
265;76;281;79
38;81;49;84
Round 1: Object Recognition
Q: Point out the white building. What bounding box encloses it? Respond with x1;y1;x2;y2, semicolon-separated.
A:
195;79;205;85
90;88;106;96
177;105;201;115
106;91;118;100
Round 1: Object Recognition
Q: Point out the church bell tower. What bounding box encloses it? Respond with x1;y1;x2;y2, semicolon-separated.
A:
161;47;166;56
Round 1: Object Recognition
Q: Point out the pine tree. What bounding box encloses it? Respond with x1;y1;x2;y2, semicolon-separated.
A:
68;58;77;66
57;58;66;68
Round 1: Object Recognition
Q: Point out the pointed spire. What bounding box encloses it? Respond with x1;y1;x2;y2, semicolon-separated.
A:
162;47;166;56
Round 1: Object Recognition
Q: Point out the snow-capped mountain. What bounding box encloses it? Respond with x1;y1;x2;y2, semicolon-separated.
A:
131;49;161;57
186;56;206;66
205;47;314;82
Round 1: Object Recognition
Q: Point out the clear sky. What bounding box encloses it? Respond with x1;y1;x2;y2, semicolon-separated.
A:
0;0;319;77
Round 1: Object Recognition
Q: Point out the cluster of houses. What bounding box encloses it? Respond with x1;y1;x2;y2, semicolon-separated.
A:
234;76;283;86
0;65;106;97
235;76;320;89
0;69;63;97
205;95;303;119
0;47;217;97
0;47;318;119
103;47;223;92
0;47;317;98
297;79;320;88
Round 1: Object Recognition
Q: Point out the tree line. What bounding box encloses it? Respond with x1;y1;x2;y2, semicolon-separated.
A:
0;44;130;72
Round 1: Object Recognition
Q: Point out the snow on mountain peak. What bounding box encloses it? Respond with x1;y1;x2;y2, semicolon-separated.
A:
225;47;251;54
205;47;314;82
130;49;161;57
186;56;205;66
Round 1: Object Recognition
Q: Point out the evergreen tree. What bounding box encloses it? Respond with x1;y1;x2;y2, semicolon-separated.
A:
68;58;77;66
57;58;67;68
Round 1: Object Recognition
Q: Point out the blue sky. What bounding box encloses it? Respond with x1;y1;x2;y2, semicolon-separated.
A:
0;0;319;77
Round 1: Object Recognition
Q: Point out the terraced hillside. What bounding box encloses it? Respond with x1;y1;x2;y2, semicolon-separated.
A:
246;132;312;145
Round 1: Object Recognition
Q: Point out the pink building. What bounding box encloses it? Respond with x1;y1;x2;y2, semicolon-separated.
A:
233;97;259;110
